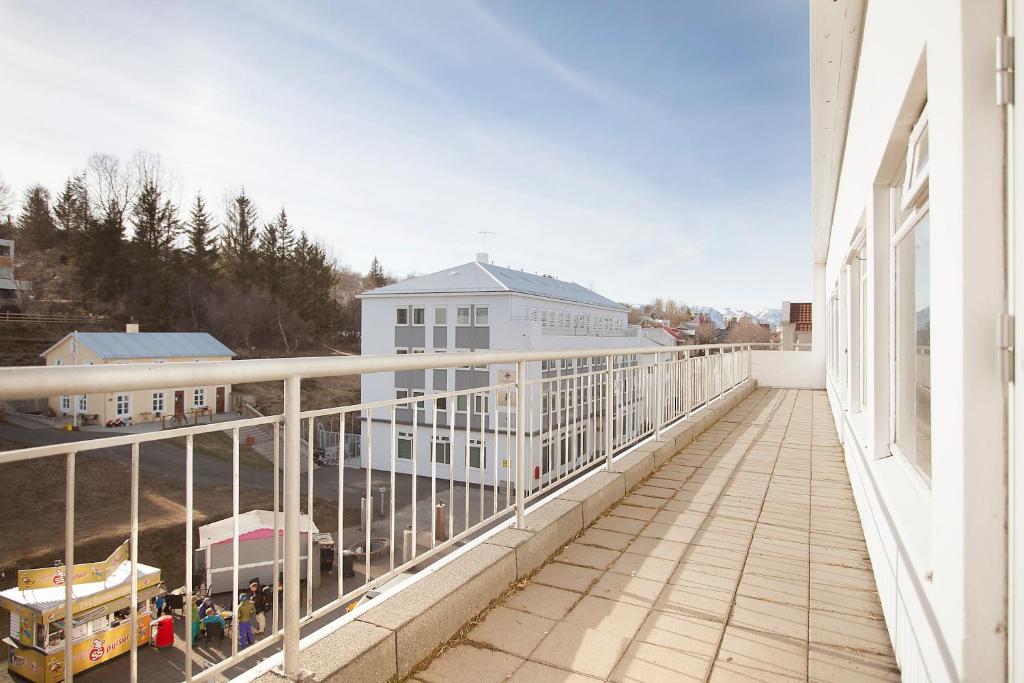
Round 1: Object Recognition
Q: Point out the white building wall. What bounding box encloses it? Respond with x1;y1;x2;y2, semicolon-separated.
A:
359;290;656;485
815;1;1006;680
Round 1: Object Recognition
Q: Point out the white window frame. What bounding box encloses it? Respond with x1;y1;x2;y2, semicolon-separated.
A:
78;395;87;413
152;391;165;414
397;431;413;460
432;435;452;465
193;388;206;408
468;438;486;469
889;104;931;484
456;306;471;326
396;307;409;325
115;394;131;416
60;395;71;412
412;307;425;326
434;306;447;326
474;306;489;326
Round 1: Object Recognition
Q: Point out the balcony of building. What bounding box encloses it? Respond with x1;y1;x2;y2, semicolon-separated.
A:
0;345;894;683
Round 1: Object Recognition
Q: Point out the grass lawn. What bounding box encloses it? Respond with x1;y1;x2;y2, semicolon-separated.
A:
168;431;272;469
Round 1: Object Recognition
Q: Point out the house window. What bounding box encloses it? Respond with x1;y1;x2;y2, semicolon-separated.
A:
397;431;413;460
396;348;409;354
115;394;131;416
412;307;425;326
396;389;409;402
474;394;488;414
396;307;409;325
475;306;489;326
456;307;471;326
432;436;451;465
193;388;206;408
892;106;931;481
435;396;448;412
456;395;468;413
468;439;486;469
434;307;447;325
152;392;165;414
412;390;425;414
78;396;87;412
61;395;70;412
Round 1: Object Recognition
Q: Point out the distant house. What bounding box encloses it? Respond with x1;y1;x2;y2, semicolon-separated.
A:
41;325;235;424
0;239;30;312
780;301;812;350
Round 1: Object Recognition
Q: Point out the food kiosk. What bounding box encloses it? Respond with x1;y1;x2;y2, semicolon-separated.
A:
1;542;161;683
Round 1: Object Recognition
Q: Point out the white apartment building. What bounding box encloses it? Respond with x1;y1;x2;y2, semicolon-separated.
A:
358;254;669;486
810;1;1015;679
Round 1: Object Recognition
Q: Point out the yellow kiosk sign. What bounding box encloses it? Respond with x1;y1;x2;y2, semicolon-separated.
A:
17;541;129;591
7;615;151;683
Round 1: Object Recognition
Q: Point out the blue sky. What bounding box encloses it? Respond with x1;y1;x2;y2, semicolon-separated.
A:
0;0;810;310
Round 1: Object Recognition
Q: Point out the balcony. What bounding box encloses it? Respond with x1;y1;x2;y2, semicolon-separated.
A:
0;345;894;682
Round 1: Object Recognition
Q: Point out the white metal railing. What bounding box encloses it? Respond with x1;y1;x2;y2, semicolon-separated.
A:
0;343;753;682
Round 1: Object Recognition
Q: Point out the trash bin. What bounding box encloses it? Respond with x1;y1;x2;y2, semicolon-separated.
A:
342;550;355;578
153;614;175;648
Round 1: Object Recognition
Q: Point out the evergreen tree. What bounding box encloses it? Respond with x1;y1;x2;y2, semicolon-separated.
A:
220;189;259;283
17;185;56;250
368;256;387;288
74;199;125;306
53;175;91;239
130;177;179;255
185;193;217;276
258;207;294;295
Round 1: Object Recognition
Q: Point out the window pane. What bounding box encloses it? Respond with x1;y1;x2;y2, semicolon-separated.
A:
434;307;447;325
469;444;485;468
412;308;425;325
475;306;489;325
397;436;412;460
895;212;931;480
457;307;470;325
396;308;408;325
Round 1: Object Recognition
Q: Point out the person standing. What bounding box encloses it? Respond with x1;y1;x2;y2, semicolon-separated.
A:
249;581;267;634
236;594;255;648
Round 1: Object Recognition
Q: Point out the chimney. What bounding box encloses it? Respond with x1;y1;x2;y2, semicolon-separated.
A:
475;252;490;264
126;323;140;333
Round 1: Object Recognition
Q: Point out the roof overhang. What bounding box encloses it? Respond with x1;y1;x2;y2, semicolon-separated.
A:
810;0;866;264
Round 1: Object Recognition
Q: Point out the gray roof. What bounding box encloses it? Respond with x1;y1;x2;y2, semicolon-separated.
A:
361;261;626;310
49;332;234;359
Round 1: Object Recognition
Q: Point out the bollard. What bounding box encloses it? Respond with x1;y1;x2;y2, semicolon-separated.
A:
434;502;448;542
402;527;414;564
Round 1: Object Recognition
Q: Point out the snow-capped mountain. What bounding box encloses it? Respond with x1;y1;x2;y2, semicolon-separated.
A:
688;305;782;330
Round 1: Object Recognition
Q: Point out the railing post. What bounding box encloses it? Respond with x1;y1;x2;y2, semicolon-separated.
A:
281;376;304;679
605;355;614;464
718;348;724;399
654;351;663;438
515;360;528;529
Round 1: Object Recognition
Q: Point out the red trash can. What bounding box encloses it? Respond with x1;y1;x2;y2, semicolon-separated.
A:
153;615;175;648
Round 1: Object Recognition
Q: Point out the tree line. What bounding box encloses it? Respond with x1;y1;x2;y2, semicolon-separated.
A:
0;153;395;354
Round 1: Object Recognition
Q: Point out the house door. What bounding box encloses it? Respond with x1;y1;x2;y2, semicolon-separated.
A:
174;390;185;416
216;387;226;413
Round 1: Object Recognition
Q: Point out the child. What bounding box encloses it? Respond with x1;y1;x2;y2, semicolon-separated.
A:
236;594;255;648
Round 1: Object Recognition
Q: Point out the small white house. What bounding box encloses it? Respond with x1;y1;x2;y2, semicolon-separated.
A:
195;510;321;595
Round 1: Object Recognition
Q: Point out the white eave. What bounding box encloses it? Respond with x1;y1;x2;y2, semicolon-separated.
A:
810;0;866;264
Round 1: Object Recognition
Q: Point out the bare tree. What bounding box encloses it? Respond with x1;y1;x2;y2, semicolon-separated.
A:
86;153;138;226
695;319;717;345
0;175;13;218
725;317;773;344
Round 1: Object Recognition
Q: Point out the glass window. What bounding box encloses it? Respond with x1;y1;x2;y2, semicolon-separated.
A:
456;395;468;413
475;306;489;326
115;394;130;416
435;396;447;412
456;307;471;326
152;392;165;413
432;437;451;465
412;307;425;325
78;395;87;412
434;306;447;325
468;440;486;469
396;307;408;325
894;210;930;479
61;395;70;411
396;389;408;402
397;432;413;460
193;388;206;408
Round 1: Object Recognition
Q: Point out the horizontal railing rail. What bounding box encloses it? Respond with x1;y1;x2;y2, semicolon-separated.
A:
0;343;754;682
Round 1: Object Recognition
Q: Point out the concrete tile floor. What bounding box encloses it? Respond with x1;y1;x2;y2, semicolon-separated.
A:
414;388;900;682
